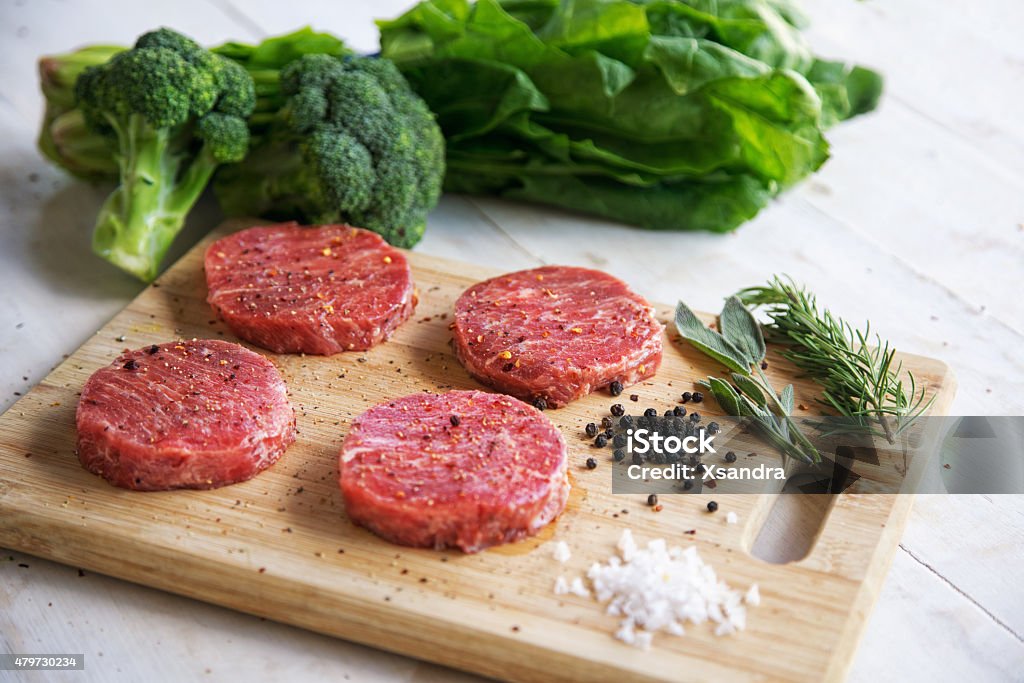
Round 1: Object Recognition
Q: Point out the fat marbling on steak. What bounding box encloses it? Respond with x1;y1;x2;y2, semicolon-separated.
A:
76;339;295;490
452;265;663;407
339;390;569;552
205;223;416;355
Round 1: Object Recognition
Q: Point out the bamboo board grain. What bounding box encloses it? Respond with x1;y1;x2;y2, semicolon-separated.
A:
0;220;956;683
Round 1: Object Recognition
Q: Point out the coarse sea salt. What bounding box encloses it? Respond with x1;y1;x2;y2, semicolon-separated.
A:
556;529;757;648
552;540;572;563
726;511;738;524
745;583;761;607
569;577;590;598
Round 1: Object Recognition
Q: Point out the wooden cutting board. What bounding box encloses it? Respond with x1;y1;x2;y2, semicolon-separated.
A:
0;220;956;682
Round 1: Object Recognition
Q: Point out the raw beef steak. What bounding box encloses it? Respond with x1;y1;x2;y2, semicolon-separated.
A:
76;339;295;490
452;266;663;407
205;223;416;355
339;390;569;552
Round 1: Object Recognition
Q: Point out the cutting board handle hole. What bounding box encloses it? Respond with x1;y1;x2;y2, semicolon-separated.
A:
748;478;837;564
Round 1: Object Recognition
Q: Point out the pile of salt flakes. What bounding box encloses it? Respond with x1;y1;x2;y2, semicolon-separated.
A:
553;530;760;650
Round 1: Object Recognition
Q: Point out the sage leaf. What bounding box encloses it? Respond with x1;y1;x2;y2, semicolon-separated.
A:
707;377;741;415
736;392;766;419
674;301;750;374
780;383;795;415
720;296;766;365
732;373;767;408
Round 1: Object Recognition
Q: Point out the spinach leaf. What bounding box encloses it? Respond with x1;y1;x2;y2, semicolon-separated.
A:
379;0;882;233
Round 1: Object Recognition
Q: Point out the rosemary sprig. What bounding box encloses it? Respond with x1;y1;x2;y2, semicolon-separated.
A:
737;276;933;443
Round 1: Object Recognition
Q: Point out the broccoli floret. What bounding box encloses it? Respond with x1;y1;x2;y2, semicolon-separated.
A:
36;28;352;178
215;53;444;248
76;28;255;281
37;44;123;178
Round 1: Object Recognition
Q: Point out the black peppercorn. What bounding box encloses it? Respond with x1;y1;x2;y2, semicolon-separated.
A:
725;451;737;463
586;457;597;470
664;409;674;417
601;416;614;430
533;397;548;411
613;433;627;448
609;380;624;396
761;361;769;370
692;391;704;403
683;479;694;490
681;391;692;403
619;415;634;428
707;421;720;435
595;434;608;448
707;501;718;513
123;359;139;370
673;405;686;417
647;494;658;506
585;422;598;438
689;412;700;423
644;408;657;417
632;452;643;465
610;403;625;417
613;449;626;462
450;415;461;427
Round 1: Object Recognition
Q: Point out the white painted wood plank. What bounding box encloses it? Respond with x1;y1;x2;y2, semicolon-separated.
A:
792;0;1024;335
0;0;265;126
791;98;1024;337
849;547;1024;683
801;0;1024;178
900;495;1024;637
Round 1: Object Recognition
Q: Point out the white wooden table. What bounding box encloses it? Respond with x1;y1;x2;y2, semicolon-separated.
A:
1;1;1022;680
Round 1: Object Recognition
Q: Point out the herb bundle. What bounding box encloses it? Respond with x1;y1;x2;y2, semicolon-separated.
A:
737;276;932;443
675;298;821;463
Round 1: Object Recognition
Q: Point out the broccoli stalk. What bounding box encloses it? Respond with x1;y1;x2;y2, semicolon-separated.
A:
38;45;123;178
76;28;254;281
214;53;444;249
90;115;239;280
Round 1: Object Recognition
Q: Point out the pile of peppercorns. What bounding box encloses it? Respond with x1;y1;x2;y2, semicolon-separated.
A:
582;390;723;486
